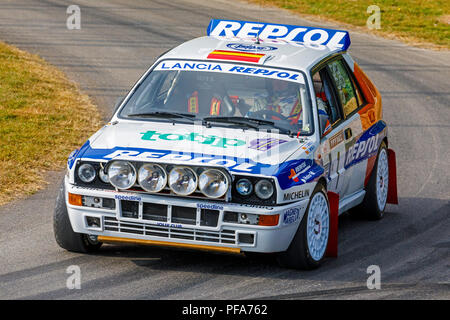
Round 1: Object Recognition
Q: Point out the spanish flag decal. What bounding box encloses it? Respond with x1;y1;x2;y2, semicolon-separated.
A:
207;50;265;63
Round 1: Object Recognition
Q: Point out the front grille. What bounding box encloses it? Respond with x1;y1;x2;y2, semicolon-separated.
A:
142;203;167;221
104;217;236;245
200;209;219;227
119;200;220;228
171;206;196;225
121;200;139;218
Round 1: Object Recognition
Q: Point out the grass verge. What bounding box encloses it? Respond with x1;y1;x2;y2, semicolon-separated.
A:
0;41;101;206
249;0;449;49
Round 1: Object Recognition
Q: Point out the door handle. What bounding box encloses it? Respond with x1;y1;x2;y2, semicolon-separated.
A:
344;128;352;140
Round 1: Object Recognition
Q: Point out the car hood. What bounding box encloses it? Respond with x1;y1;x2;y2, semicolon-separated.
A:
78;121;314;175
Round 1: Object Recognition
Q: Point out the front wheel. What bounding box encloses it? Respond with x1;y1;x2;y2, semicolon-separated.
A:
53;178;102;253
277;183;330;270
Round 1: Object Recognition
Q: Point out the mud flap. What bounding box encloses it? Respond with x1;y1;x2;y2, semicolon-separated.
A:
325;191;339;258
387;149;398;204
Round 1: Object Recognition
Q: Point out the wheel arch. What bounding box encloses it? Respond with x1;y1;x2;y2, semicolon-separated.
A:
382;136;388;148
317;177;327;191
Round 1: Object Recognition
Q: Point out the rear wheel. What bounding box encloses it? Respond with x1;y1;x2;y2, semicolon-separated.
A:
277;183;329;270
350;141;388;220
53;179;102;253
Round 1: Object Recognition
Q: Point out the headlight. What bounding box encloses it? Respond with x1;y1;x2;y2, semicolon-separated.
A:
138;164;167;193
98;166;110;183
108;161;136;189
168;166;197;196
78;163;96;183
236;178;253;196
255;179;274;200
199;169;229;198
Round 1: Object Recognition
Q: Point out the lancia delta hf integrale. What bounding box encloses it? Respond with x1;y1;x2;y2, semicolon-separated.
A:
54;19;398;269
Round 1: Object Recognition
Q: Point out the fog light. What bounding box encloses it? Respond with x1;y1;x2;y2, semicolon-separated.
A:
238;233;254;244
86;216;101;228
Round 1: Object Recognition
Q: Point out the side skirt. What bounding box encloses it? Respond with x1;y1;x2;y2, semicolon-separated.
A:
338;189;366;215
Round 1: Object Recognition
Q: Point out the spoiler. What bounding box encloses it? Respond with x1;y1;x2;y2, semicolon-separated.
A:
207;19;351;50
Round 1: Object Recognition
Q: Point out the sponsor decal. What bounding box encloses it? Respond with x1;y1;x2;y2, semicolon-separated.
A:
283;189;310;201
228;65;299;80
300;166;323;183
160;61;223;71
329;131;344;149
72;186;115;193
248;138;287;151
207;19;351;50
283;207;300;224
80;145;273;174
227;203;274;210
226;43;278;52
345;132;380;167
276;159;324;190
288;161;311;182
197;203;224;211
301;141;315;155
115;194;141;201
157;222;182;228
156;61;303;83
140;131;246;149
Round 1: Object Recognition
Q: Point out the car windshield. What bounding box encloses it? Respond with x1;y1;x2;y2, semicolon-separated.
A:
119;60;313;135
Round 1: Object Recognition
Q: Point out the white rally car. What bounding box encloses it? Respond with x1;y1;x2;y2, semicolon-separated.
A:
54;19;398;269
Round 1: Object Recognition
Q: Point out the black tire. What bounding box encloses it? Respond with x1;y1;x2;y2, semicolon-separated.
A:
349;141;388;220
53;179;102;253
277;183;329;270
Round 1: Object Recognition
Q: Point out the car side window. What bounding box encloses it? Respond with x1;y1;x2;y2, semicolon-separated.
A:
327;59;359;117
312;68;343;136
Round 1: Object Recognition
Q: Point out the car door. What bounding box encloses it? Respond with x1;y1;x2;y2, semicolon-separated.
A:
326;58;367;196
312;66;348;199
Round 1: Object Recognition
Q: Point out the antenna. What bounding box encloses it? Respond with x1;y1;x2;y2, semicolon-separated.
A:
255;0;263;44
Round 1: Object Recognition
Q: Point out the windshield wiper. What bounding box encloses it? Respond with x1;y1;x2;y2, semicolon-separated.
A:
126;111;197;122
204;116;273;126
203;116;259;129
203;116;292;134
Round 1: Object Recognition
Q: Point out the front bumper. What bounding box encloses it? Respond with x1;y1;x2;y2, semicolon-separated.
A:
65;177;309;253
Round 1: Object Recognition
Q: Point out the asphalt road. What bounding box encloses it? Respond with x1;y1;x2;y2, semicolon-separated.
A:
0;0;449;300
